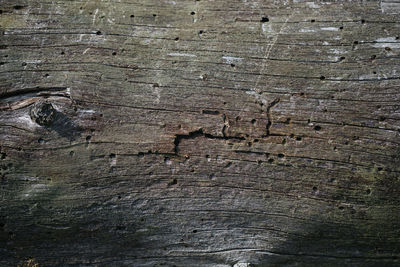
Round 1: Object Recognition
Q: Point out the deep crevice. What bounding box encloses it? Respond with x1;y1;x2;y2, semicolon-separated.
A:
0;86;69;101
265;98;280;137
174;128;244;154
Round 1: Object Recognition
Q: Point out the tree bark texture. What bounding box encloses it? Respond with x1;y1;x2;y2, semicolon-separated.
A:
0;0;400;266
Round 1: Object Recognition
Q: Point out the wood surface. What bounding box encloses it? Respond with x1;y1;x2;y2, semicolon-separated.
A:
0;0;400;266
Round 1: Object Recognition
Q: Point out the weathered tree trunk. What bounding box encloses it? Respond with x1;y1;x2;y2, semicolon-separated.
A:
1;0;400;266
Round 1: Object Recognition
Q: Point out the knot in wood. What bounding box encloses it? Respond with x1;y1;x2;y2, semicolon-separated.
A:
30;101;56;126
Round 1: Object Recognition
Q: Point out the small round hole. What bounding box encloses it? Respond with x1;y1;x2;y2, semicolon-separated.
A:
130;14;134;18
314;125;321;131
310;19;315;23
320;76;325;80
190;11;195;15
261;17;269;22
96;31;102;35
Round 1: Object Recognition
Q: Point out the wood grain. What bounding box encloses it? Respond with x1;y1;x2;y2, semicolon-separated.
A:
0;0;399;266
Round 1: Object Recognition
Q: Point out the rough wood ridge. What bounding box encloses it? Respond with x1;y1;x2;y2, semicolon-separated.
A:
0;0;399;266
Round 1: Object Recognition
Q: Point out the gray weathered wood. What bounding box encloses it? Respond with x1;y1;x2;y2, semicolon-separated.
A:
1;0;400;266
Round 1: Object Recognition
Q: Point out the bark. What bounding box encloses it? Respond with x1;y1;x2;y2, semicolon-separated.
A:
0;0;400;266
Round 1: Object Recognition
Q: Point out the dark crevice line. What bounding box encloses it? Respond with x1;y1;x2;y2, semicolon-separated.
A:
173;128;244;154
0;124;35;133
0;86;68;101
302;119;399;133
2;30;365;48
265;98;280;137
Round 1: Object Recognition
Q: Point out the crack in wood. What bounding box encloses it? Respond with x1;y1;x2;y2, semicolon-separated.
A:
0;87;71;111
265;98;280;137
0;87;70;101
173;128;244;154
222;114;229;137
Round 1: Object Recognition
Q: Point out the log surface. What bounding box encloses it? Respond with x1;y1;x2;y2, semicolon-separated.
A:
0;0;400;266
